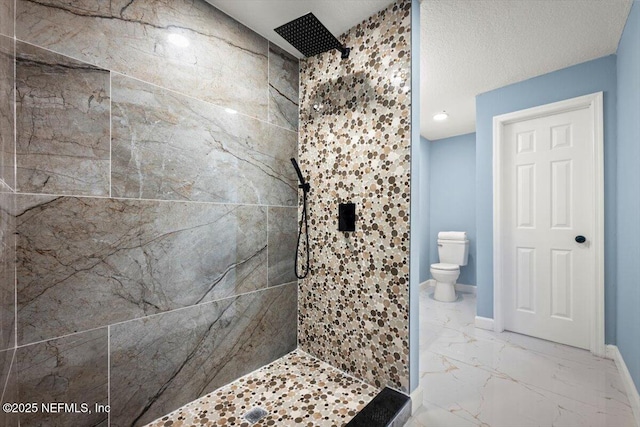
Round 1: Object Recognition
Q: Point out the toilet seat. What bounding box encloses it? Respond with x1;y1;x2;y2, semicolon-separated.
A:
430;263;459;271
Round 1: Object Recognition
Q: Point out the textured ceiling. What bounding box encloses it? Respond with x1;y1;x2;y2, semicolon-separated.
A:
421;0;633;141
205;0;396;58
205;0;632;142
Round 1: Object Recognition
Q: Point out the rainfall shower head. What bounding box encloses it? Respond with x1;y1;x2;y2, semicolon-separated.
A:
275;13;350;59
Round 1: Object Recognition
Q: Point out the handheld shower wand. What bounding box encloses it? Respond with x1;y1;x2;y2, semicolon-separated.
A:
291;158;310;192
291;158;310;279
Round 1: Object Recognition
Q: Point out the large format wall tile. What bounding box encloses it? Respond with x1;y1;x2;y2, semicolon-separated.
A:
0;35;13;189
15;195;267;344
0;348;17;427
0;190;14;351
15;42;110;196
110;283;297;427
268;206;298;286
16;328;108;427
0;348;14;400
0;0;12;37
0;238;14;352
298;0;411;392
16;0;268;119
268;44;299;131
111;74;297;206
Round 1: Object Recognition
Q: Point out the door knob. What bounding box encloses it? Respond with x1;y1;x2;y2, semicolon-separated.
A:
575;235;586;243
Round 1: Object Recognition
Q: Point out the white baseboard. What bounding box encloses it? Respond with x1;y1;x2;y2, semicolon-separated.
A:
455;283;476;294
410;383;423;415
475;316;495;331
420;279;435;288
420;280;477;295
607;345;640;427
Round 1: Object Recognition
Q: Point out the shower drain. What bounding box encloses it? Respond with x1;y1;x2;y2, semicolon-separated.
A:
242;407;269;424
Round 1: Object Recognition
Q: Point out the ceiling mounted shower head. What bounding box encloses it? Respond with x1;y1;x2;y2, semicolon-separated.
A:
274;13;350;59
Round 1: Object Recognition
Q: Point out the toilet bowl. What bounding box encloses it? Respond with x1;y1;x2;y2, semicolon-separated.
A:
430;232;469;302
430;263;460;302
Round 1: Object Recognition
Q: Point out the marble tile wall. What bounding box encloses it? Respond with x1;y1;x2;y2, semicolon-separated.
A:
110;73;297;205
298;0;412;392
0;35;14;189
16;0;269;119
0;189;14;353
0;0;15;416
1;0;300;425
110;283;297;427
15;42;111;195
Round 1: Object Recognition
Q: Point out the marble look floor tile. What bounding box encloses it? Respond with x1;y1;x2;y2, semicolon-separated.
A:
16;328;108;427
111;73;297;206
424;321;629;410
17;0;268;119
267;206;298;286
417;289;637;427
0;35;14;189
420;351;635;427
268;44;299;131
419;286;476;330
15;195;268;344
15;42;110;196
110;283;297;427
144;349;377;427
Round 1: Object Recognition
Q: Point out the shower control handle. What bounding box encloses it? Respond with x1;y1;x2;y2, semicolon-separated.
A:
575;235;586;244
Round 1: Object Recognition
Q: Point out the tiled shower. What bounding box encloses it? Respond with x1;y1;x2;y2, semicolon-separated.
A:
0;0;300;425
0;0;416;426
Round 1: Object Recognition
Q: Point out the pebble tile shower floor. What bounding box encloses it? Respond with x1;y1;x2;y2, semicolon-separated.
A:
145;350;377;427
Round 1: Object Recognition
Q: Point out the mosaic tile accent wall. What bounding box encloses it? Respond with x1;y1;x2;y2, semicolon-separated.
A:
298;0;412;392
0;1;300;425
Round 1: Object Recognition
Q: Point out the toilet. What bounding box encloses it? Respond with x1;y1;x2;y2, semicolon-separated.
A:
430;231;469;302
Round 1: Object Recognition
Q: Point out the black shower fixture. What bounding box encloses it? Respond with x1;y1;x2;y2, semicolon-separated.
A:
291;158;311;279
275;13;350;59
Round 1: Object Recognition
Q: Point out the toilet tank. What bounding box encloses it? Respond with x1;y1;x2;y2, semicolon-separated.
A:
437;239;469;266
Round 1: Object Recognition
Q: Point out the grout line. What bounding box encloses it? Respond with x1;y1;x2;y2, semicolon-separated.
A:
12;35;16;193
12;229;16;351
15;281;298;350
11;192;299;209
109;71;112;199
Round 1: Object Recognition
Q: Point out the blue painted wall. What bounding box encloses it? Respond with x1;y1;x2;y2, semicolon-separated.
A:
429;133;476;285
475;56;618;344
616;0;640;391
419;136;431;283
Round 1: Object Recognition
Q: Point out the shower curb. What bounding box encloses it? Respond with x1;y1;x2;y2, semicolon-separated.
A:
345;387;411;427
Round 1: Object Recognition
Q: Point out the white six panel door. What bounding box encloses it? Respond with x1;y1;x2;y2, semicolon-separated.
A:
502;106;594;349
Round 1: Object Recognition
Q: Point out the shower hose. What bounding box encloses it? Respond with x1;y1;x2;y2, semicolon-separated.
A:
295;188;310;279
